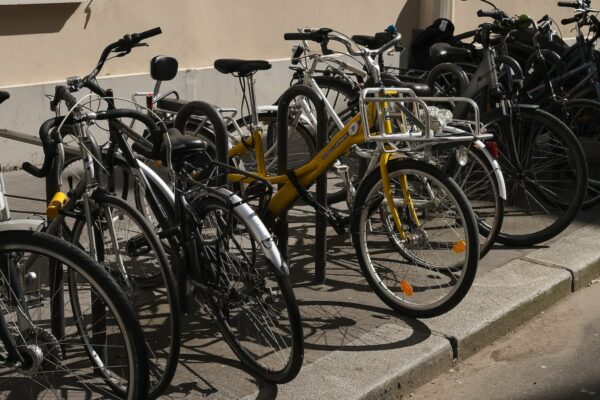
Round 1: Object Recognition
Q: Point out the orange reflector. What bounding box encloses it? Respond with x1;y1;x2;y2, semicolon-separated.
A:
453;240;467;254
400;280;414;296
153;160;162;168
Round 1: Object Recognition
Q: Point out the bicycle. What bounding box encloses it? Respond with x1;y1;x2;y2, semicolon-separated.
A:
18;29;181;398
282;30;506;258
178;28;484;317
0;139;149;399
25;30;305;386
436;20;588;245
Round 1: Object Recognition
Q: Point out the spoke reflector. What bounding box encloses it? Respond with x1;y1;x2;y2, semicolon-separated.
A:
400;280;414;296
453;240;467;254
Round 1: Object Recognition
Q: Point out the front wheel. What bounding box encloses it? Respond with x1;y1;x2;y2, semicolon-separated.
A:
351;159;479;317
0;231;149;399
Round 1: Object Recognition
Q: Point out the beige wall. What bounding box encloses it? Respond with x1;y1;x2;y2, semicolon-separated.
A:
452;0;574;36
0;0;404;87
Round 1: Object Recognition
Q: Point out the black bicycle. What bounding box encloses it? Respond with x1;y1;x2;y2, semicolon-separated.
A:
34;29;305;390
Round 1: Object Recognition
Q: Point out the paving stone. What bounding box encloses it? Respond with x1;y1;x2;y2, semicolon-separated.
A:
243;323;453;400
424;259;572;360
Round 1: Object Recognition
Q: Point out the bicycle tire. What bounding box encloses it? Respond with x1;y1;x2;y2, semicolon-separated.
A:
559;98;600;208
190;192;304;383
69;192;181;399
444;144;504;258
426;62;470;97
0;230;149;400
351;158;479;317
482;106;587;246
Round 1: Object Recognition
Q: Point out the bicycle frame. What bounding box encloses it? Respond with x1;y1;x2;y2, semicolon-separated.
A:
228;89;486;225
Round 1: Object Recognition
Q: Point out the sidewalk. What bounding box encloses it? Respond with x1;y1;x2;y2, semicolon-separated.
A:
4;169;600;399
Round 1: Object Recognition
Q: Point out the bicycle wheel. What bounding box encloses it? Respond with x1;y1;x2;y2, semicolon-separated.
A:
69;193;180;399
0;230;148;399
482;106;587;246
190;192;304;383
442;145;504;258
174;101;315;175
426;62;470;97
560;98;600;208
351;158;479;317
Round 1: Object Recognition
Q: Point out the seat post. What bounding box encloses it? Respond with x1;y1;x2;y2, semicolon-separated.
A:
246;74;260;128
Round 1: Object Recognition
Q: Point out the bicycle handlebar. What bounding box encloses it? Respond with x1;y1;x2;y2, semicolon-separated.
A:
284;29;332;43
50;85;78;112
91;27;162;81
557;1;581;8
561;15;583;24
22;117;68;178
477;9;505;19
23;108;165;178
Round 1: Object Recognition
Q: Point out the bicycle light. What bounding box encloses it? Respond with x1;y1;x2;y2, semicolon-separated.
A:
456;146;469;166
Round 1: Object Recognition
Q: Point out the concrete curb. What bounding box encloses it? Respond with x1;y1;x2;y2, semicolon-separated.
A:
424;259;572;360
243;324;453;400
243;219;600;400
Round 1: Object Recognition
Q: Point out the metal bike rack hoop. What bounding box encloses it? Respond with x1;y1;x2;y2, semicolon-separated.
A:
276;84;328;283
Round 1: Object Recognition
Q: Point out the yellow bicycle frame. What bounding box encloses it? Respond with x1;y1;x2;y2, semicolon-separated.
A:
226;100;416;237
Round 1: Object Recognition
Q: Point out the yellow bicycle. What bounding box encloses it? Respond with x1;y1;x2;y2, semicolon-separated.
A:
176;29;483;317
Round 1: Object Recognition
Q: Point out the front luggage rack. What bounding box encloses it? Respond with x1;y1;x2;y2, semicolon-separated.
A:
358;87;491;152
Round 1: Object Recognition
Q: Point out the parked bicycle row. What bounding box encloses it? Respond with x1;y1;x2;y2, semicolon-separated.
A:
0;0;595;398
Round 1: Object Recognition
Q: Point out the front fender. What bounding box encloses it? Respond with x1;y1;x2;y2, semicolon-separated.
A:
473;140;507;200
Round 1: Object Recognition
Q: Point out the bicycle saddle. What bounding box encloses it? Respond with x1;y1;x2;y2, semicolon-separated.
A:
429;42;472;65
0;91;10;105
352;33;394;49
399;81;431;97
214;59;272;76
161;128;207;164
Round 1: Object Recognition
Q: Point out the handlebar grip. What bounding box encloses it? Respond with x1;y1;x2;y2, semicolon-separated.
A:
561;15;581;24
557;1;579;7
477;9;502;19
284;28;332;43
284;32;322;42
134;27;162;42
21;162;47;178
